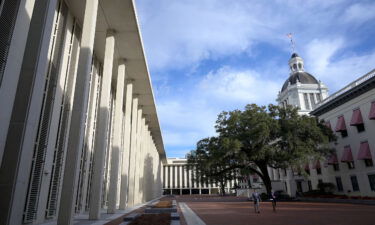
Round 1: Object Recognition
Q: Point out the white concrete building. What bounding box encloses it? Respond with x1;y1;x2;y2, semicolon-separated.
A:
0;1;166;225
309;69;375;197
163;158;239;195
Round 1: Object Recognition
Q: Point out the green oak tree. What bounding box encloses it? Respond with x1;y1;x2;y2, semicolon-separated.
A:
188;104;335;195
187;137;241;195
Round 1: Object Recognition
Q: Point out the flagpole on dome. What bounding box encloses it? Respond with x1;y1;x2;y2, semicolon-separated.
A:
287;33;296;54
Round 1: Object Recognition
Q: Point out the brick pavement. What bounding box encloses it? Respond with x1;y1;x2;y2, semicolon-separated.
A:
176;196;375;225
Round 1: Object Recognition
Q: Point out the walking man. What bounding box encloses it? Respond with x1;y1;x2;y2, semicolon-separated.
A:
270;190;277;212
252;189;261;213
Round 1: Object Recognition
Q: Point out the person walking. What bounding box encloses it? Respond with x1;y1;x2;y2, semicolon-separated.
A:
252;189;261;213
270;190;277;212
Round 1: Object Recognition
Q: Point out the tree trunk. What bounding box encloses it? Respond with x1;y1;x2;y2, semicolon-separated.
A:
258;164;272;195
220;180;226;196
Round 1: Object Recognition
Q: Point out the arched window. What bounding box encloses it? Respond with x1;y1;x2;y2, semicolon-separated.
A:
298;63;302;69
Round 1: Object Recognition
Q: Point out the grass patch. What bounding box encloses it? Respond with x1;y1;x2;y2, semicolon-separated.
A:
153;201;172;208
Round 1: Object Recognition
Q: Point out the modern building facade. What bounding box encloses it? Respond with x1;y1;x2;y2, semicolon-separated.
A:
0;0;166;225
162;158;239;195
310;69;375;197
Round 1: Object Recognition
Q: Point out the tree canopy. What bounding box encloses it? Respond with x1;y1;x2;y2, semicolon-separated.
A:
188;104;335;195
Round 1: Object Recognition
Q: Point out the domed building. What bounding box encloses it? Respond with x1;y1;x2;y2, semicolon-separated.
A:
277;53;329;114
269;53;330;198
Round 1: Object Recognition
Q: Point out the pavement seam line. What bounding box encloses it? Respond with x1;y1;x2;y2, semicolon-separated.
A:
179;202;206;225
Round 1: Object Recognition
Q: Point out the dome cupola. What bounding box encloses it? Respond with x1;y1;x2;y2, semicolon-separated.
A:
288;52;304;73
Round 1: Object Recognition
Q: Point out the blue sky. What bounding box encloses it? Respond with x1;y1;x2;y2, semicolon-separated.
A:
136;0;375;158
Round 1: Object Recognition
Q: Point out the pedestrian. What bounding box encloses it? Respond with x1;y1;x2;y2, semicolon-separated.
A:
270;190;277;212
252;189;261;213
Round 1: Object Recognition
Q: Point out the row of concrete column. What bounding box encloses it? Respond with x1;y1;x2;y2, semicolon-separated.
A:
0;0;164;225
162;165;237;189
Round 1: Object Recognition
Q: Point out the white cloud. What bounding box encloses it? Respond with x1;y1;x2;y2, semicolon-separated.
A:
137;0;368;72
157;66;283;155
343;2;375;23
198;67;281;106
304;38;375;92
305;38;345;74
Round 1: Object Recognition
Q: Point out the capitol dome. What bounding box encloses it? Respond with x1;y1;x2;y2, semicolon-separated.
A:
281;71;319;92
281;52;319;92
277;52;329;115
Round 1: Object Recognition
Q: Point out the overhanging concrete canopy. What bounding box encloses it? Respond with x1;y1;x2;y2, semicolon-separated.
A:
66;0;166;162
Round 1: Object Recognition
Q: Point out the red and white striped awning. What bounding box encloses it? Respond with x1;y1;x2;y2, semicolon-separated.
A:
350;109;363;126
369;102;375;120
357;141;372;160
341;146;354;162
335;116;347;132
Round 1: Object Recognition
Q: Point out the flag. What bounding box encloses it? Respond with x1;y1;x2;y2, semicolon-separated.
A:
287;33;292;38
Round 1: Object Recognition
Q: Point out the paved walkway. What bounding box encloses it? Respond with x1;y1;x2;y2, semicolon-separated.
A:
179;202;206;225
176;196;375;225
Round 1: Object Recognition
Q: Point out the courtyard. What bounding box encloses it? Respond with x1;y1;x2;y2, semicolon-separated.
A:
176;196;375;225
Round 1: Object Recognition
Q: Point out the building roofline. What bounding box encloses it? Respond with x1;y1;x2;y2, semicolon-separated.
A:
310;69;375;116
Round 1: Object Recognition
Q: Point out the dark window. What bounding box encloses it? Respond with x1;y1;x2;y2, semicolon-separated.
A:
309;93;316;109
350;176;360;191
368;174;375;191
318;179;323;185
333;164;340;171
340;130;348;138
365;159;373;167
316;93;322;103
304;93;310;110
336;177;343;191
347;162;355;169
356;124;365;133
316;168;322;175
284;169;287;176
308;180;312;191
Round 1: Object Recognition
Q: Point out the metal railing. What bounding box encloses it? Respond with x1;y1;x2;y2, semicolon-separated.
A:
316;69;375;107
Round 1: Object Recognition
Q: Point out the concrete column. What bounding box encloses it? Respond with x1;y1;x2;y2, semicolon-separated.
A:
80;61;100;213
133;108;143;205
0;0;57;224
127;97;138;206
165;165;169;189
89;30;115;219
188;166;192;188
179;166;183;189
138;120;146;203
119;82;133;209
184;166;187;189
162;165;165;189
174;165;177;189
107;61;126;213
58;0;99;224
0;0;39;163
